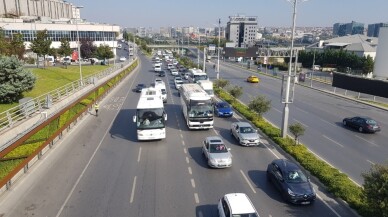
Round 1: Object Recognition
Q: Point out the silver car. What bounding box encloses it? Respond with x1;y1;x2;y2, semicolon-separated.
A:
230;122;260;146
202;136;232;168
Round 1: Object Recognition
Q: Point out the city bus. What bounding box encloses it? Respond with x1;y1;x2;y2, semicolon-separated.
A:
180;83;213;129
133;87;167;140
187;68;208;83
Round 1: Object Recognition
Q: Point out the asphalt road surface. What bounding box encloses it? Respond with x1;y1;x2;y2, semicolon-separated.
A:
0;53;357;217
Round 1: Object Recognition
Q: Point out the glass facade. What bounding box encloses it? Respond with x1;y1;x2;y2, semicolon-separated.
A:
3;29;115;42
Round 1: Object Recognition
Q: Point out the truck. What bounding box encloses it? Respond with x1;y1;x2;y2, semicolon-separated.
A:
197;80;214;98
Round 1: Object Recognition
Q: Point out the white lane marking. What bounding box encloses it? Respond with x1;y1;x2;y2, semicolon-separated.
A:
188;167;192;175
323;135;344;148
130;176;137;204
261;143;280;159
212;128;220;135
294;106;309;115
180;134;183;139
292;118;309;128
191;179;196;188
316;194;342;217
355;135;379;147
366;159;375;165
182;140;185;146
194;193;199;204
240;170;256;194
320;118;337;127
272;108;282;113
186;157;189;164
137;147;142;163
183;148;187;154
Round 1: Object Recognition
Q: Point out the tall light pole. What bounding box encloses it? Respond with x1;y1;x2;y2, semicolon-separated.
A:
197;36;200;68
281;0;303;138
112;24;116;66
203;47;206;73
217;18;221;79
75;6;84;86
310;48;315;87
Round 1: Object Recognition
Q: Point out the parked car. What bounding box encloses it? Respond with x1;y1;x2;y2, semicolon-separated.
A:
247;75;259;83
202;136;232;168
214;101;233;117
342;116;381;133
218;193;260;217
135;84;146;93
230;122;260;146
267;159;316;205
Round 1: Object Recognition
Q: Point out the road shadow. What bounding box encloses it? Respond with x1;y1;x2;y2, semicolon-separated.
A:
247;170;284;203
196;204;218;217
188;146;209;169
109;108;137;142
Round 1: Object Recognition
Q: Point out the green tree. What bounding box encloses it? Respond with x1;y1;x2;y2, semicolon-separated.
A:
228;86;243;101
94;44;114;63
57;38;72;58
362;163;388;217
214;79;230;89
0;28;10;56
0;56;36;103
9;33;25;59
248;95;271;117
30;29;52;68
289;123;305;145
80;39;96;59
362;55;374;75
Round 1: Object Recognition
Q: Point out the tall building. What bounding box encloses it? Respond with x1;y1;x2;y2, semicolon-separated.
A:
334;21;364;36
367;23;388;37
226;15;258;48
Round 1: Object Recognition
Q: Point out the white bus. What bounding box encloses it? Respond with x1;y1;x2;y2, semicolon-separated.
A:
187;68;208;83
180;83;213;129
133;87;167;140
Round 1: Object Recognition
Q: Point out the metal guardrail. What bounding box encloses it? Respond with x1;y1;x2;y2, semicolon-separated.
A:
0;63;125;151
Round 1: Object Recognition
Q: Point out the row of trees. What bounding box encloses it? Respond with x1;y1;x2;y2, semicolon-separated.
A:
296;49;374;75
0;28;25;59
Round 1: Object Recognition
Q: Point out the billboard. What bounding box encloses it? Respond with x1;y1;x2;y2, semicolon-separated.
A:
208;44;216;51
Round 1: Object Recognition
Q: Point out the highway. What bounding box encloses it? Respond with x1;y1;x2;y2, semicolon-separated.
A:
0;54;356;217
202;55;388;185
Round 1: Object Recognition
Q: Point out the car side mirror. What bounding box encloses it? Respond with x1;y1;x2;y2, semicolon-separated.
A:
133;116;136;123
164;114;168;121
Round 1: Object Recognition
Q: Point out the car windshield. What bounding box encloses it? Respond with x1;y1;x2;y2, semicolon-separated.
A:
286;170;308;183
239;127;255;133
136;108;165;129
176;80;183;84
232;214;258;217
366;119;377;125
218;103;230;108
209;143;228;153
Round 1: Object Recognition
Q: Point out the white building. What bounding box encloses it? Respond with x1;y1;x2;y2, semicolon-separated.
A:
225;15;258;48
374;27;388;79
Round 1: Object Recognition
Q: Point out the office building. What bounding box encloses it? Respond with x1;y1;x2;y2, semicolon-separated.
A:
333;21;365;36
225;15;258;48
367;23;388;37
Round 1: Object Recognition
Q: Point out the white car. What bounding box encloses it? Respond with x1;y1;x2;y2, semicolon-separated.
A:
202;136;232;168
171;68;179;76
230;122;260;146
119;56;126;62
174;77;183;89
154;65;161;72
218;193;260;217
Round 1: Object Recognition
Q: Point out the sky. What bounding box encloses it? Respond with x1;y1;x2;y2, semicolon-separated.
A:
71;0;388;29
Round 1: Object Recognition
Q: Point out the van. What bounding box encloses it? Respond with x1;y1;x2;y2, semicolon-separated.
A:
154;82;167;103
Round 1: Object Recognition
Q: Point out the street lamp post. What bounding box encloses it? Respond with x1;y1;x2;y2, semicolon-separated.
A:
217;18;221;79
75;6;84;86
197;36;200;68
310;48;315;87
203;47;206;73
281;0;303;138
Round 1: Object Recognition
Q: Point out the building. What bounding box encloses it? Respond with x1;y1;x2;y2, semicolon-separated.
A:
0;0;119;58
333;21;364;36
226;15;258;48
367;23;388;37
374;27;388;79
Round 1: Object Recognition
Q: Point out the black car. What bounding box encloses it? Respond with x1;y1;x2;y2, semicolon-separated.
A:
343;116;381;133
267;159;316;205
135;84;146;93
159;71;166;77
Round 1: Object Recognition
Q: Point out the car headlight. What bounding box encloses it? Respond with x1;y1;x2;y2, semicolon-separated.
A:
210;158;217;164
288;188;296;196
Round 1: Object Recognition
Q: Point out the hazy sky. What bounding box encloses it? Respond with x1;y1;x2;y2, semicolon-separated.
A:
71;0;388;29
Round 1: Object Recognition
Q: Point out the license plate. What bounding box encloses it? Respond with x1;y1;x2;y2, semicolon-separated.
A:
301;201;310;205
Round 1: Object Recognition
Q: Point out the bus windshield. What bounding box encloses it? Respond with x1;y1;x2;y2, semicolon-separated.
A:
136;108;165;129
188;100;213;118
194;74;208;82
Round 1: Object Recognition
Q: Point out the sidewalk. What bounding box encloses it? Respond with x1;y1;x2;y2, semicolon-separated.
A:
0;59;136;152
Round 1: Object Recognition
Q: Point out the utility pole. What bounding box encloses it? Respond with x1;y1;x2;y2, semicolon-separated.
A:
217;18;221;79
203;47;206;73
281;0;299;138
197;36;200;68
310;48;315;87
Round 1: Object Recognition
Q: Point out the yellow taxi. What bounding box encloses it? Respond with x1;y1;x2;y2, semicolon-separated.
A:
247;75;260;83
